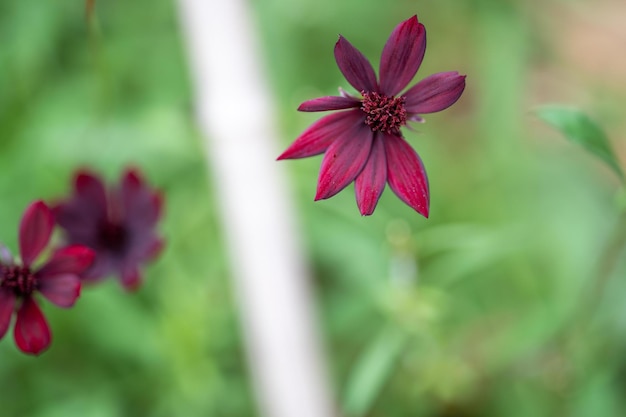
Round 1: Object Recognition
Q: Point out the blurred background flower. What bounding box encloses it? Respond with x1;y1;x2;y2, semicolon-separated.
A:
54;168;164;290
1;0;625;416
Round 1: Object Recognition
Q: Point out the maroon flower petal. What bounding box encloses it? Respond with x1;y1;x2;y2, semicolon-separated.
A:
334;35;378;93
19;201;54;266
81;254;114;282
142;236;164;261
38;274;81;308
404;72;466;114
37;245;95;279
121;266;142;291
355;134;387;215
152;192;164;224
125;190;163;234
379;15;426;96
75;170;108;218
52;171;108;246
121;169;162;231
315;122;374;201
384;134;429;217
278;110;364;160
298;96;361;112
119;168;144;219
121;168;144;199
0;288;15;340
14;297;51;355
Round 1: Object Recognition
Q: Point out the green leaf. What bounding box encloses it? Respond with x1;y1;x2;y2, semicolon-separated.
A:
536;106;624;181
342;326;407;417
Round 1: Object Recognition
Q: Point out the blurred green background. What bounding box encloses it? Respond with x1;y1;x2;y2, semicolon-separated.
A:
1;0;626;416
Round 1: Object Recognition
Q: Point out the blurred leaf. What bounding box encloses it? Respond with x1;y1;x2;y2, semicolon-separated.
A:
571;370;620;417
343;326;407;417
536;106;624;181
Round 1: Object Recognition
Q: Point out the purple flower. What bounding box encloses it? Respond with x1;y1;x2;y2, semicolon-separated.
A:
54;169;164;291
278;15;466;216
0;201;95;355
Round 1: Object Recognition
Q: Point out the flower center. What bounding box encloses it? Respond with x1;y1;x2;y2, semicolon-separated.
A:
2;265;37;296
361;91;407;134
98;220;128;253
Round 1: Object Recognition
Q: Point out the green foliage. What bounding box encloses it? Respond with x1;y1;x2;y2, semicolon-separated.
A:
343;327;407;416
536;106;624;181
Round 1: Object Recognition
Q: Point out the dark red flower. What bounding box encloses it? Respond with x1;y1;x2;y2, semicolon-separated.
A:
54;168;164;290
0;201;94;355
278;15;466;216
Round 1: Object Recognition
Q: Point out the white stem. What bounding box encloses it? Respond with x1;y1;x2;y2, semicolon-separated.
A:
176;2;335;417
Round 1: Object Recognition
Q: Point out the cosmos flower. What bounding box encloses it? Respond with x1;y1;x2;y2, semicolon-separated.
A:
0;201;94;355
54;168;164;290
278;15;466;216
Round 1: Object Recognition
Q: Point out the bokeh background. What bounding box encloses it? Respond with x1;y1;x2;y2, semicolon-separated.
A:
1;0;626;416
